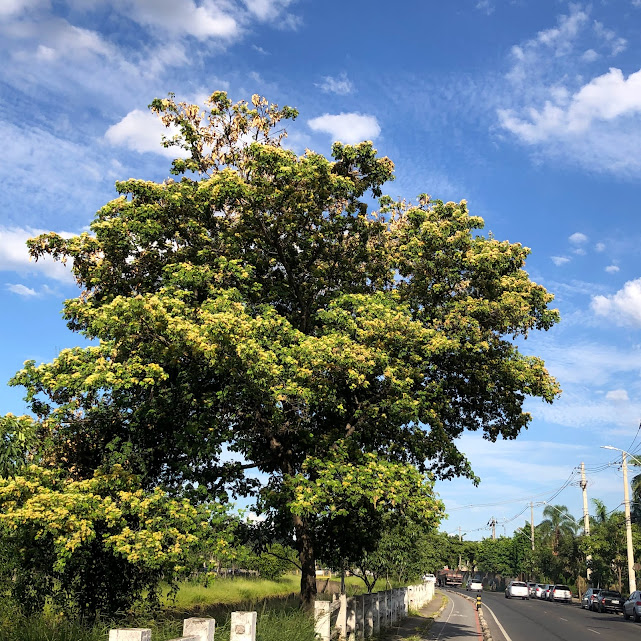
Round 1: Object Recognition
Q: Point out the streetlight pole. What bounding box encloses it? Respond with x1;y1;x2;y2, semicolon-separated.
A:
602;446;637;594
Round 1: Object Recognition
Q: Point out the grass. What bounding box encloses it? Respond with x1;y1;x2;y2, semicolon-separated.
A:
0;574;419;640
165;575;301;608
0;576;315;641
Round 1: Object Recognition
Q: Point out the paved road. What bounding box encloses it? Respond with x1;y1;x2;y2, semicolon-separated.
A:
427;590;482;640
448;587;641;641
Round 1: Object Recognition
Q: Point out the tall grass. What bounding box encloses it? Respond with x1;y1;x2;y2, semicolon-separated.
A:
0;576;316;641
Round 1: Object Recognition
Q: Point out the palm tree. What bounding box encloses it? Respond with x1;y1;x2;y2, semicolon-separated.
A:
538;504;578;553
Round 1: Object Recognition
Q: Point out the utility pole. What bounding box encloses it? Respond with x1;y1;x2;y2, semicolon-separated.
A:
622;452;637;594
580;462;592;582
530;502;535;551
458;526;462;542
488;517;497;540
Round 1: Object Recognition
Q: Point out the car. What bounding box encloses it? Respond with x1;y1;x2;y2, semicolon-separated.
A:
423;573;436;583
535;584;547;599
595;590;623;613
550;585;572;604
467;579;483;591
582;587;600;610
542;584;553;600
528;582;537;597
623;591;641;621
505;581;530;599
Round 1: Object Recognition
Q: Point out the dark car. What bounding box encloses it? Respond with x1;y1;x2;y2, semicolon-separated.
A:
594;590;623;613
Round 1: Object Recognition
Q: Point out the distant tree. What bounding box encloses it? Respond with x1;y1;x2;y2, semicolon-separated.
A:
538;505;578;553
13;90;560;607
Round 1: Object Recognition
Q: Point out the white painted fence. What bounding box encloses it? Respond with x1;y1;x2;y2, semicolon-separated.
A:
314;581;434;641
108;582;434;641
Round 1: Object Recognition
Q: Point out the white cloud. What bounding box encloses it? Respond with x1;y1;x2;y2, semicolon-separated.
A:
307;113;381;144
316;72;353;96
581;48;599;62
595;242;606;252
6;283;37;297
605;265;620;273
496;7;641;175
0;0;48;17
551;256;570;266
592;278;641;327
593;20;627;56
500;68;641;144
0;226;75;283
105;109;188;158
606;389;629;402
244;0;296;22
120;0;239;39
8;18;115;63
475;0;494;15
569;232;588;244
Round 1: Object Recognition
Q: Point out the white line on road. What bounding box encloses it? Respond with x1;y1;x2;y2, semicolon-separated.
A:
560;617;568;621
433;596;456;641
482;603;513;641
587;629;601;635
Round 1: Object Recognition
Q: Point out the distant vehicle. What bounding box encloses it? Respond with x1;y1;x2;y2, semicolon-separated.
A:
595;590;623;613
467;580;483;591
581;587;600;610
528;582;537;597
535;584;547;599
544;585;554;600
550;585;572;604
505;581;529;599
437;569;464;587
624;591;641;621
423;573;436;583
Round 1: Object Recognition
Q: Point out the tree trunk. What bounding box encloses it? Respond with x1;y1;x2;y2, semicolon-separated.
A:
294;514;317;609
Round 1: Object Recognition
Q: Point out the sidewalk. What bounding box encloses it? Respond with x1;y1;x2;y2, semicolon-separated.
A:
379;589;448;640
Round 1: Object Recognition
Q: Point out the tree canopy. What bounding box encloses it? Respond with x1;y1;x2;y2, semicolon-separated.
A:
11;90;561;605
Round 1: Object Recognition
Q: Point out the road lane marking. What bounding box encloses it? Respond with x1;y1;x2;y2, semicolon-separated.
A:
587;628;600;635
560;617;568;621
482;603;514;641
433;595;456;641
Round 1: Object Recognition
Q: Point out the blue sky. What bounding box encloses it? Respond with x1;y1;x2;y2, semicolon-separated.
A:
2;0;641;540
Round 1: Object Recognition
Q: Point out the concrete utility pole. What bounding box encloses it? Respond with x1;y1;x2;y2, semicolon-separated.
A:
488;517;497;540
622;452;637;594
602;446;637;594
530;502;535;551
580;462;592;582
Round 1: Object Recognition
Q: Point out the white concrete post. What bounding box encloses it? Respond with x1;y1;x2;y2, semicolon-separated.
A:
109;630;152;641
230;611;257;641
183;617;216;641
346;596;356;641
372;593;380;635
403;587;409;616
167;637;197;641
391;589;399;624
314;601;332;641
355;595;364;640
337;593;347;640
364;594;373;637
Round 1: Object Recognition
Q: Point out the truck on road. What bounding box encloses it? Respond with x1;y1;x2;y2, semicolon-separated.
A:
437;568;464;587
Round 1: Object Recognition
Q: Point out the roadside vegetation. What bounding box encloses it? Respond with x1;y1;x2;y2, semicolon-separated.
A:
0;87;560;636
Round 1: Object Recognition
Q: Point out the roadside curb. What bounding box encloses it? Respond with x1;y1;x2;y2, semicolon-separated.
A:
459;592;492;641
